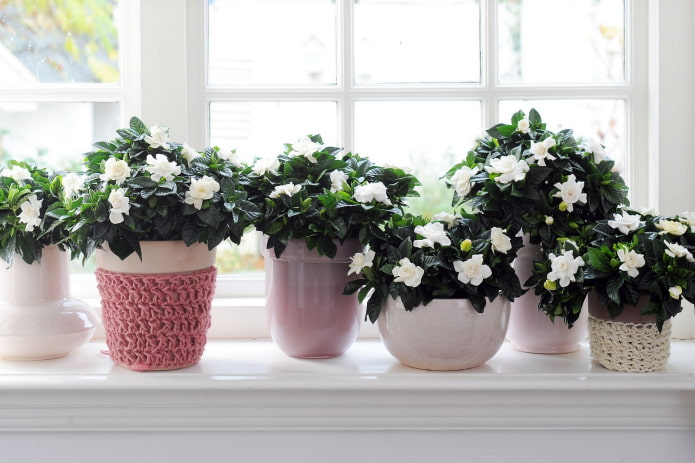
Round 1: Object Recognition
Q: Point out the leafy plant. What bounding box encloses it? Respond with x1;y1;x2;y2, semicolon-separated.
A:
344;213;524;323
243;135;420;259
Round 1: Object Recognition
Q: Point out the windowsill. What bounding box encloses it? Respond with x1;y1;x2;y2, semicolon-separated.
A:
0;339;693;432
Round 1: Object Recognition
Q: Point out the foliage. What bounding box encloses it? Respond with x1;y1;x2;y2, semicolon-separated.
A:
243;135;420;259
0;160;74;265
344;213;524;323
61;117;261;261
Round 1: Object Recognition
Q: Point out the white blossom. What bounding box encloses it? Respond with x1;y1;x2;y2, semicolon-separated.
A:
1;165;31;182
579;138;607;163
347;247;376;276
181;143;200;165
553;175;587;212
617;248;645;278
184;176;220;210
669;285;683;300
107;188;131;225
454;254;492;286
448;166;479;197
664;242;695;262
607;211;641;235
413;222;451;248
431;211;459;226
546;250;585;288
382;162;413;174
269;182;302;199
288;137;322;163
18;194;42;232
484;155;529;184
678;212;695;232
329;170;349;193
656;219;687;236
100;158;131;184
253;157;281;176
517;118;530;134
146;154;181;182
61;173;85;199
490;227;512;254
392;257;425;288
528;137;556;166
353;182;392;206
217;149;243;168
144;125;170;149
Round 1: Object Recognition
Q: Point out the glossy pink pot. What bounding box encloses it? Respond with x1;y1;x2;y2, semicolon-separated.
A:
265;238;362;359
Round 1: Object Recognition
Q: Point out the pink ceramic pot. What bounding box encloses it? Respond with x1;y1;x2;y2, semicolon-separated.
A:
265;238;362;358
0;246;98;360
378;296;510;370
506;239;588;354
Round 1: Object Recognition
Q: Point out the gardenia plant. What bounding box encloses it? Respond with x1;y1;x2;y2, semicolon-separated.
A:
583;209;695;331
244;135;420;259
0;161;75;265
63;117;260;261
343;213;524;323
444;109;629;249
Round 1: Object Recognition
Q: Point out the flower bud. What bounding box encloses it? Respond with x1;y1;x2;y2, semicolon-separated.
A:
544;279;557;291
669;285;682;299
545;216;554;225
460;239;472;252
558;201;568;212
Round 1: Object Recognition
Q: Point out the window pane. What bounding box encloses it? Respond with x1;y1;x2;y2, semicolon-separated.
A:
0;102;120;169
498;0;625;83
354;100;481;217
354;0;481;84
498;99;627;179
0;0;120;85
208;0;337;86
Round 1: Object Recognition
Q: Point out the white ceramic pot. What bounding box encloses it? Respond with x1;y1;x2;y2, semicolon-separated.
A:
0;246;99;360
378;296;510;371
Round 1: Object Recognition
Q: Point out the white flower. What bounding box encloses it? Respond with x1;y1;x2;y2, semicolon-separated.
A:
669;285;683;300
617;248;646;278
144;125;170;149
528;137;556;166
552;174;587;212
353;182;392;206
656;219;688;236
383;162;413;174
664;242;695;262
517;118;530;134
579;138;606;163
61;173;85;199
18;194;42;232
413;222;451;248
448;166;479;197
453;254;492;286
392;257;425;288
678;212;695;232
329;170;349;193
490;227;512;254
431;211;459;226
1;165;31;182
252;157;281;176
107;188;131;225
146;154;181;182
289;137;322;164
347;247;376;276
546;250;585;288
100;158;131;184
181;143;200;165
184;176;220;210
484;155;529;184
217;149;243;167
269;182;302;199
607;211;641;235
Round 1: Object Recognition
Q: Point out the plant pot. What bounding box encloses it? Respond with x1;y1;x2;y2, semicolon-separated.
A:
587;291;671;372
378;296;511;371
0;245;99;360
264;238;362;358
506;239;588;354
95;241;217;371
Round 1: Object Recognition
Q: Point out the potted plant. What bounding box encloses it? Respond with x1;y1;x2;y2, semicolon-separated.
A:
444;109;629;353
582;209;695;372
244;135;420;358
344;213;524;370
63;117;260;371
0;161;98;360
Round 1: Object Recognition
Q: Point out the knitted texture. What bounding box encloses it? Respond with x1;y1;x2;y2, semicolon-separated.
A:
588;315;671;373
96;266;217;371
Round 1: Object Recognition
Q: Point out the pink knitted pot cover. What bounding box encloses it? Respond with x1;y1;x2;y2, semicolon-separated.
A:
95;266;217;371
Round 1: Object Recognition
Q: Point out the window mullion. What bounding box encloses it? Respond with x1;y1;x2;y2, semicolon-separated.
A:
341;0;355;152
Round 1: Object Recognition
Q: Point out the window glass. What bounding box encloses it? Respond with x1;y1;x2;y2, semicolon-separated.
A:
0;0;120;85
354;0;480;84
498;0;625;83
